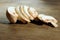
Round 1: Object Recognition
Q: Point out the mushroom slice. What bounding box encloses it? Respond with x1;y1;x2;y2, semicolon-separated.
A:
28;7;38;19
38;14;58;27
20;5;29;20
15;6;26;23
23;5;34;20
16;5;30;23
6;7;18;23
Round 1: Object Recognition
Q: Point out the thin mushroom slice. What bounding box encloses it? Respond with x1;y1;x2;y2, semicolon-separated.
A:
38;14;58;27
6;7;18;23
28;7;38;19
16;5;30;23
20;5;29;20
15;6;26;23
23;5;34;20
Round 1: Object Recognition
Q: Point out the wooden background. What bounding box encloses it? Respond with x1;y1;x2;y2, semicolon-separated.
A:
0;0;60;40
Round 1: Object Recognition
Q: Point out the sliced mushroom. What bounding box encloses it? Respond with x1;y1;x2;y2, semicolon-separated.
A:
16;5;30;23
28;7;38;19
23;6;34;20
38;14;58;27
6;7;18;23
15;6;26;23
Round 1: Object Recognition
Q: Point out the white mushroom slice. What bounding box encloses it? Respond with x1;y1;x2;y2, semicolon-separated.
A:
50;22;58;27
38;14;57;23
38;14;58;27
16;6;30;23
20;5;29;19
23;5;34;20
15;6;26;23
28;7;38;18
6;7;18;23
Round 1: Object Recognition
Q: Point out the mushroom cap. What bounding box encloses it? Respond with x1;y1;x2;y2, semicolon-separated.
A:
6;7;18;23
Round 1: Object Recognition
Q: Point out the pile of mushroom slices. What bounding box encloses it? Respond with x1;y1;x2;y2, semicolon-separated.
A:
6;5;58;27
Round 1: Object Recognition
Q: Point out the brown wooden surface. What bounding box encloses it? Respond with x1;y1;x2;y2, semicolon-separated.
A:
0;0;60;40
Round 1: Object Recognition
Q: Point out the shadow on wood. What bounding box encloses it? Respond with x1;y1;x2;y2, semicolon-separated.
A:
31;20;54;27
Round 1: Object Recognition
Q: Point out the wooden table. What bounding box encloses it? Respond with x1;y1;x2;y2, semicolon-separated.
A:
0;0;60;40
